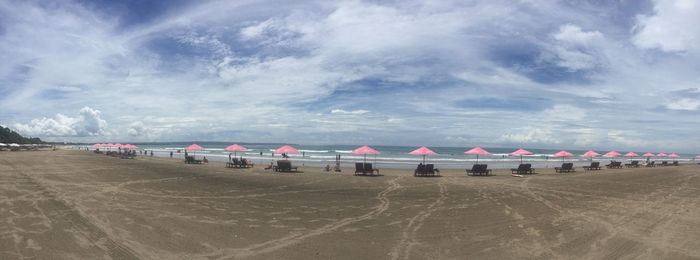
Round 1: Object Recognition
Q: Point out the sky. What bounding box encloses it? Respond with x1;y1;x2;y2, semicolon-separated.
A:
0;0;699;152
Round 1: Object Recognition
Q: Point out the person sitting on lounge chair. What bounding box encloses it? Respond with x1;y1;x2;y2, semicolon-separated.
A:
264;161;274;170
203;157;209;163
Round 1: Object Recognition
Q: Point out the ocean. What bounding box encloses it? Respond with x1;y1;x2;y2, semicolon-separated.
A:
75;142;697;169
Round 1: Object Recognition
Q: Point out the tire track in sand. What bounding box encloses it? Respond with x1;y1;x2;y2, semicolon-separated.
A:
389;179;448;260
206;176;404;259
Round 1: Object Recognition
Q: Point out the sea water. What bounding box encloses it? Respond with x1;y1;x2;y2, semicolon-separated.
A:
75;142;696;169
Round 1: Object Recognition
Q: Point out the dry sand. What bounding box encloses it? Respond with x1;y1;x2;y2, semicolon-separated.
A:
2;150;700;259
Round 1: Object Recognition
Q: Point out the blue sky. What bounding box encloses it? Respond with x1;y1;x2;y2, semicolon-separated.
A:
1;0;699;152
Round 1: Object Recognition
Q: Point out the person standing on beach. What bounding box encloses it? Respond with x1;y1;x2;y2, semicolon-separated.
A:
150;150;153;157
170;151;173;158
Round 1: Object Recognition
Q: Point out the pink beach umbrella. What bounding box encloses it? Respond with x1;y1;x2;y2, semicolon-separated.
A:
624;152;639;157
582;150;601;157
274;145;300;155
668;153;680;158
553;150;574;162
510;148;533;164
656;153;668;157
604;151;622;157
582;150;601;162
409;146;437;164
642;152;655;161
352;145;381;164
225;144;248;158
186;143;204;157
464;147;491;164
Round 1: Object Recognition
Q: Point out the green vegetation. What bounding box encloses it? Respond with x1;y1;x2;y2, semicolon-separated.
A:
0;125;43;144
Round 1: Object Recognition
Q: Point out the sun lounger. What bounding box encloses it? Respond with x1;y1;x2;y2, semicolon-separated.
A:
606;161;622;169
414;164;426;176
582;162;601;171
624;161;640;168
555;163;575;173
672;161;679;166
511;164;534;174
355;163;364;175
466;164;491;176
659;161;669;167
645;161;655;167
273;160;298;172
185;156;202;164
364;163;379;175
240;158;254;168
414;164;440;177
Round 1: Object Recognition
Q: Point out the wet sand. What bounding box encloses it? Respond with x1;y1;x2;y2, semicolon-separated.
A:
2;150;700;259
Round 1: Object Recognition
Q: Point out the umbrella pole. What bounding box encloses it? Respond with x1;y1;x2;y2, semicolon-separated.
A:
476;155;479;164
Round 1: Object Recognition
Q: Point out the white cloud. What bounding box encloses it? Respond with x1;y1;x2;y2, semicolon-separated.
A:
13;107;107;137
499;127;560;145
666;98;700;110
330;109;370;115
633;0;700;52
545;24;605;71
542;105;586;121
554;24;604;46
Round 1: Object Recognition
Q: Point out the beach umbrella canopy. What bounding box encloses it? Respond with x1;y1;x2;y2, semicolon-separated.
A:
464;147;491;163
642;153;655;157
656;153;668;157
510;148;533;164
624;152;639;157
553;150;574;162
352;145;381;164
186;144;203;151
668;153;680;158
603;151;622;157
582;150;601;157
274;145;299;155
225;144;248;158
409;146;437;164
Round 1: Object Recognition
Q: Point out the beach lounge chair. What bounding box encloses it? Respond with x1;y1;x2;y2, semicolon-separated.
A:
672;161;679;166
555;163;575;173
511;164;534;174
240;158;254;168
185;156;202;164
582;162;601;171
355;163;365;175
364;163;379;175
423;164;440;176
273;160;298;172
466;164;491;176
414;164;426;176
645;161;655;167
659;161;669;167
226;158;238;168
605;161;622;169
624;161;640;168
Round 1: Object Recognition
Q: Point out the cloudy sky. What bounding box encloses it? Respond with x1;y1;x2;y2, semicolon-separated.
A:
1;0;699;152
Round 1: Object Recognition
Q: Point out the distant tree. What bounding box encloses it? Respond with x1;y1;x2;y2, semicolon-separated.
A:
0;125;44;144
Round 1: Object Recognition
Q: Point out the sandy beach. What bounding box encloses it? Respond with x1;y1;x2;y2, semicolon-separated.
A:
2;149;700;259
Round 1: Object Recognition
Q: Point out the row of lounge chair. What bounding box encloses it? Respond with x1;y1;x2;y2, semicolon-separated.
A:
355;163;380;176
466;164;491;176
273;160;298;172
415;164;440;177
184;156;202;164
226;158;254;168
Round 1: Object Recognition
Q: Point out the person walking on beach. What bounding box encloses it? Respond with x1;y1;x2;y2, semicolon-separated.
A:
150;150;153;157
170;151;173;158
